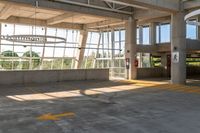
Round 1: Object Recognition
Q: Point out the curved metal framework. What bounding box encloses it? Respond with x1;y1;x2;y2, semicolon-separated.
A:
185;9;200;26
1;35;66;44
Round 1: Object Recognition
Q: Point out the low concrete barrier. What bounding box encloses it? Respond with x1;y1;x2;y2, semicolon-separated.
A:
137;66;200;79
187;66;200;77
137;67;164;79
0;69;109;85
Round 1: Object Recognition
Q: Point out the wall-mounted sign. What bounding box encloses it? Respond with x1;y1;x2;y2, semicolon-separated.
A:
172;52;179;63
0;35;66;44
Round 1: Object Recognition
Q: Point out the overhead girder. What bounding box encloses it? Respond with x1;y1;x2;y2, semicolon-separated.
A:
1;0;132;20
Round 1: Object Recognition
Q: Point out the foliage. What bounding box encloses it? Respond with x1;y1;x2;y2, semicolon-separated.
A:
186;58;200;66
151;56;161;67
0;50;19;70
22;51;40;69
83;52;96;68
42;58;72;70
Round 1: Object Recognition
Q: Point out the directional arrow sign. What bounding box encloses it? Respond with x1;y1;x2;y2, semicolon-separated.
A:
37;112;75;121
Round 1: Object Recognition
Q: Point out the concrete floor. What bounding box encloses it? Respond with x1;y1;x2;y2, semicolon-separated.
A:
1;80;200;133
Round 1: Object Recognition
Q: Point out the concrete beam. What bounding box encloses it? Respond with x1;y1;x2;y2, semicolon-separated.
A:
1;0;130;20
138;16;171;25
86;19;124;29
90;16;171;32
184;1;200;10
0;5;16;19
103;0;179;12
0;16;83;30
75;27;88;69
135;9;170;20
47;13;79;25
137;45;158;53
91;15;172;32
136;40;200;53
135;39;200;55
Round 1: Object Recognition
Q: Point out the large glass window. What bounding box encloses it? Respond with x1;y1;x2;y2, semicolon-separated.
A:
137;26;150;45
186;20;197;39
0;23;126;78
0;23;79;70
156;23;171;43
143;26;150;45
82;32;100;69
137;28;139;44
87;29;126;78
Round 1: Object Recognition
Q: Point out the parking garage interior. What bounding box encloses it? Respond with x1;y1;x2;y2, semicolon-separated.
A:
0;0;200;132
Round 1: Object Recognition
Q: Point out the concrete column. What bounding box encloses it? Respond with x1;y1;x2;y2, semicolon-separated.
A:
138;26;143;68
75;28;88;69
93;32;101;68
198;15;200;40
171;12;186;84
111;29;115;77
138;26;143;45
161;54;167;68
125;17;137;79
161;53;168;77
150;22;157;45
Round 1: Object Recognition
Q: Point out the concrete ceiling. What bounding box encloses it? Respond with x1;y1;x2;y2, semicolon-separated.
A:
0;0;199;30
0;1;111;31
0;2;107;23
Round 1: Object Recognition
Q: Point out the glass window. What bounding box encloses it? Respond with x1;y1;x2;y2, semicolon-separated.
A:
137;28;139;44
0;23;79;70
186;20;197;39
137;26;150;45
156;23;171;43
143;26;150;45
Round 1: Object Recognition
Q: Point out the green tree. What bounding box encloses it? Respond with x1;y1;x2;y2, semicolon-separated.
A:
0;50;19;70
53;58;72;69
22;51;40;69
84;52;95;68
42;58;72;70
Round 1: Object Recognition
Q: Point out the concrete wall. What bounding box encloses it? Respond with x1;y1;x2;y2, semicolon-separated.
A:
136;40;200;53
187;66;200;77
0;69;109;85
137;66;200;79
137;67;164;79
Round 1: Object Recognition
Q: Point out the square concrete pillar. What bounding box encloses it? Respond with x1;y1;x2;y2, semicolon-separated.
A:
161;53;170;77
138;26;143;68
75;28;88;69
125;17;137;79
171;12;186;84
150;22;157;45
198;15;200;40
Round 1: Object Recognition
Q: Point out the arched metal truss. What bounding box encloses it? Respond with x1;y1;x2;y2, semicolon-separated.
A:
185;9;200;26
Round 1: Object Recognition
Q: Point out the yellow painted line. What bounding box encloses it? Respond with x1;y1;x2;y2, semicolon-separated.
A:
123;80;200;95
176;89;195;93
155;84;179;90
170;86;190;90
134;83;158;87
158;85;170;88
158;85;200;94
122;80;165;85
130;80;166;84
185;89;200;93
37;112;75;121
194;91;200;94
